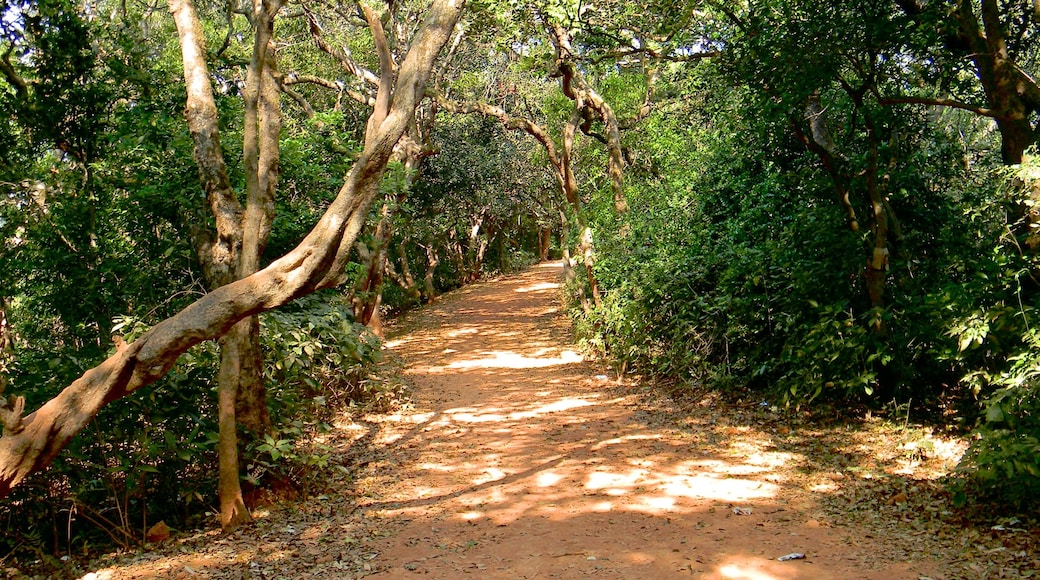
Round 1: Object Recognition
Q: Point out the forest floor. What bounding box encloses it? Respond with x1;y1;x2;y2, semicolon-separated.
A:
83;261;1039;579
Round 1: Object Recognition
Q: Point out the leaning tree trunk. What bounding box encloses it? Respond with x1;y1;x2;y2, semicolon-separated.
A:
0;0;465;504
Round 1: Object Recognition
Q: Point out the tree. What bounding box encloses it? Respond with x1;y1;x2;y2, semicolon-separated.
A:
168;0;286;529
0;0;464;501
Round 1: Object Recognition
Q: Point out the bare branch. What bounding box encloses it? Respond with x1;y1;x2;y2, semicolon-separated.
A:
281;72;377;106
304;7;381;88
877;95;1002;118
433;90;564;175
590;47;719;66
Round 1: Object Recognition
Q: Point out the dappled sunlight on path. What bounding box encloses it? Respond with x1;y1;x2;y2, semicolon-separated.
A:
84;262;953;580
358;262;940;579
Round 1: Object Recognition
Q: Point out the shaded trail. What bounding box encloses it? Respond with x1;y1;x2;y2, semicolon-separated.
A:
88;262;954;579
358;262;939;579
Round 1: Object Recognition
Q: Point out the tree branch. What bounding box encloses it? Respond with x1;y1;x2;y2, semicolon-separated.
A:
0;45;30;102
304;7;381;88
432;90;564;175
877;95;1002;118
362;2;395;143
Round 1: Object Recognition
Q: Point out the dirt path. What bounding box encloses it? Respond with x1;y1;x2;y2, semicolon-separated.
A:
88;262;973;579
356;262;941;579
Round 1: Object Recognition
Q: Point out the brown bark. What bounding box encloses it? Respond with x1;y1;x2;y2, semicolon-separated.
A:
548;20;628;215
353;135;433;330
423;241;439;303
558;209;588;313
169;0;253;530
233;0;281;449
342;1;440;331
793;89;902;324
562;108;601;309
864;136;889;317
170;0;243;288
538;228;551;261
354;203;393;332
955;0;1039;166
0;0;465;501
465;216;487;282
954;0;1040;259
173;0;284;530
216;321;251;529
890;1;1040;165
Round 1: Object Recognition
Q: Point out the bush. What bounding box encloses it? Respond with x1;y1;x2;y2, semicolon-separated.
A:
955;329;1040;509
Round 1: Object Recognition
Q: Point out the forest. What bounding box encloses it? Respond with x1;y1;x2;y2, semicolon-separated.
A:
2;0;1040;574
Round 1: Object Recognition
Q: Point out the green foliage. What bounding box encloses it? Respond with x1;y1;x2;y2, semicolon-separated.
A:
947;158;1040;510
243;293;390;494
261;293;387;414
955;328;1040;508
10;0;1040;566
1;333;221;560
579;47;1007;415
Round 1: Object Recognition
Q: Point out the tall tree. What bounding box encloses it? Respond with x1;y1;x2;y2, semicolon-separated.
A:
169;0;285;529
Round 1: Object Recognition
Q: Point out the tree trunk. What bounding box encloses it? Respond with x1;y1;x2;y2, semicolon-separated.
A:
354;203;393;332
233;0;282;439
384;238;422;303
423;241;439;302
447;229;465;275
216;321;252;529
0;297;12;397
792;93;859;231
561;108;602;308
465;217;490;281
548;20;628;215
169;0;253;530
864;145;889;318
559;209;588;313
394;239;423;301
0;0;465;504
173;0;282;531
498;230;507;272
538;228;551;261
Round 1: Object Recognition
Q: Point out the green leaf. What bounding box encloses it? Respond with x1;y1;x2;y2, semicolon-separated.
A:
986;405;1005;423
